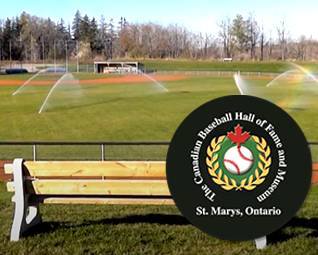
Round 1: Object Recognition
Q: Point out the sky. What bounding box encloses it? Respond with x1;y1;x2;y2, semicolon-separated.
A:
0;0;317;39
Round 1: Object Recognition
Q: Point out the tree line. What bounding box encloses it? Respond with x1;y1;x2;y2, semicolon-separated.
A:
0;11;317;62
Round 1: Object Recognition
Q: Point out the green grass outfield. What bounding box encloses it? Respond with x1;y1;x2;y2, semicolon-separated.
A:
0;71;318;254
0;72;317;160
20;59;318;73
115;59;318;72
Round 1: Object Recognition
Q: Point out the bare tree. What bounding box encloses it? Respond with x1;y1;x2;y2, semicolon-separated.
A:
217;18;232;58
267;29;273;59
247;12;259;60
260;25;265;60
277;20;287;60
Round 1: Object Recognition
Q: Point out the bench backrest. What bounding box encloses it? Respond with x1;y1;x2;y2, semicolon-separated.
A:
6;160;173;205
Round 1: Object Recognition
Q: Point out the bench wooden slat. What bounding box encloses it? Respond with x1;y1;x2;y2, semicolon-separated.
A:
7;181;14;192
26;179;171;196
4;163;12;174
37;197;175;205
16;161;166;177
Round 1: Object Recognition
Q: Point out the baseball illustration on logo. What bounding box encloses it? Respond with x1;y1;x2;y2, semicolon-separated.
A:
223;145;253;175
207;124;271;191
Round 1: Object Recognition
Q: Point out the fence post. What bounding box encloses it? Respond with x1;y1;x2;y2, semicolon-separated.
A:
33;145;37;161
101;144;104;161
258;72;260;77
218;71;220;76
87;65;88;73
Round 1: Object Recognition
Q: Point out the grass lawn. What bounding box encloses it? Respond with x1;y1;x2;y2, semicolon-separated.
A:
0;71;318;254
0;73;62;81
0;74;239;160
112;59;318;73
0;72;317;160
26;59;318;73
0;182;318;254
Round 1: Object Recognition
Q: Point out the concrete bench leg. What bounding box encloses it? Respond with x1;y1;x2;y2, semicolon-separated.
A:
10;158;42;241
255;236;266;249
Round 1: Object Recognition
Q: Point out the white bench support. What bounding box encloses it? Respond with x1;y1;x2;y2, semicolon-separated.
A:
255;236;267;249
10;158;42;241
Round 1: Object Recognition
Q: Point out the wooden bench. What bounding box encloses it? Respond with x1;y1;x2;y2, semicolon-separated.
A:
5;158;266;249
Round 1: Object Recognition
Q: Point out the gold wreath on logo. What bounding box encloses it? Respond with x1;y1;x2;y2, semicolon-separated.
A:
206;135;271;191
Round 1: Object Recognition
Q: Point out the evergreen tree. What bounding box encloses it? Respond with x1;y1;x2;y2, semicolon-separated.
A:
72;10;81;40
80;14;91;42
99;15;108;57
57;18;67;40
3;18;12;60
90;17;100;54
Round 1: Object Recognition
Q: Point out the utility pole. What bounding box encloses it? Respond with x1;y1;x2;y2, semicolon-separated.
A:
20;34;22;69
9;40;12;68
42;36;45;67
54;40;56;73
0;40;2;71
65;40;68;73
31;33;33;72
76;40;79;73
107;38;112;59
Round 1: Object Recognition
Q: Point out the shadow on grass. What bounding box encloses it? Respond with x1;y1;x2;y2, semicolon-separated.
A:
79;213;191;227
23;214;318;245
42;97;125;113
43;90;165;113
23;222;61;238
23;214;190;238
267;217;318;245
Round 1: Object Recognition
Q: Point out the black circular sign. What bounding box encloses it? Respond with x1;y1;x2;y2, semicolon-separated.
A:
166;95;312;241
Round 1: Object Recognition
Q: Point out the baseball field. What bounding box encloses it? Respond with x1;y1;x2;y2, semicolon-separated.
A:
0;61;318;254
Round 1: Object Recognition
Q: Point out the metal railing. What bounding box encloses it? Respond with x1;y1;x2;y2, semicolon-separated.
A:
0;141;170;161
0;141;316;162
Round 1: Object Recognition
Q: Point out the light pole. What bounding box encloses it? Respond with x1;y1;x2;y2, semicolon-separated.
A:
19;35;22;69
54;40;56;73
9;40;12;68
42;36;45;67
65;40;68;73
106;38;112;59
30;32;33;71
76;40;79;73
0;40;2;71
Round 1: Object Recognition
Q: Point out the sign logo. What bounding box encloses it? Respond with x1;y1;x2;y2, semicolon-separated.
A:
207;124;271;191
166;95;312;241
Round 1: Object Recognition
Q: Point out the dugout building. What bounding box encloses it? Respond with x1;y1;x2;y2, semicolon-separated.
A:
94;61;145;74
